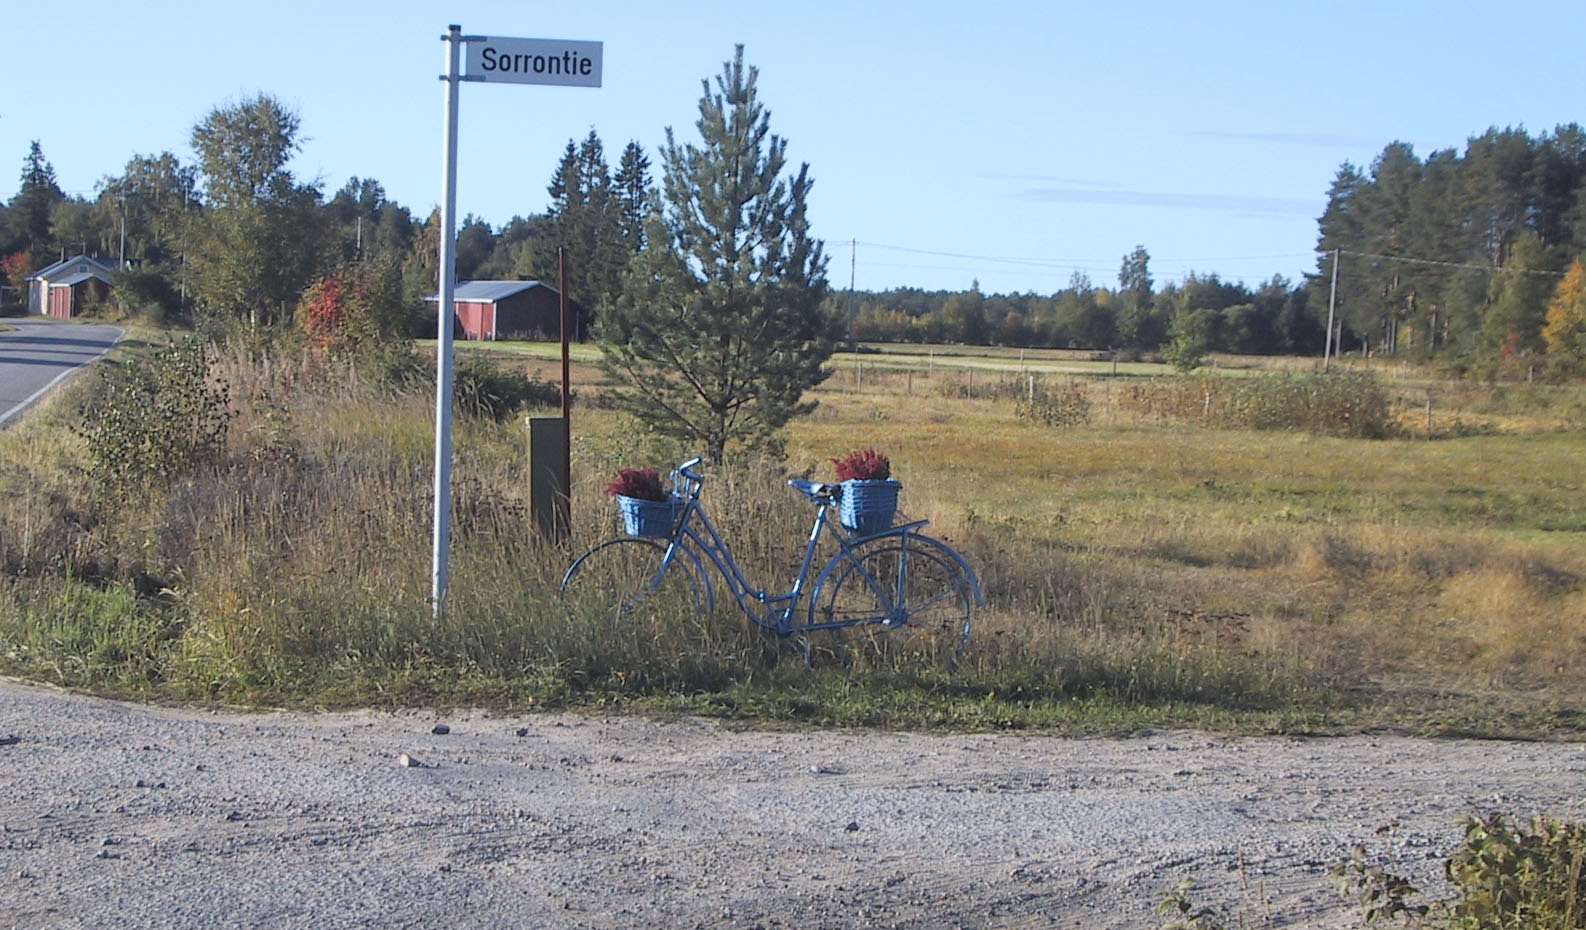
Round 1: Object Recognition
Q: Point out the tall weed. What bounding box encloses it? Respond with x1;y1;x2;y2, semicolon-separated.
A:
1121;370;1394;438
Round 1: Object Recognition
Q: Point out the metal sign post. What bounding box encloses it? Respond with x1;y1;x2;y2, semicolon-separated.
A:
432;26;602;619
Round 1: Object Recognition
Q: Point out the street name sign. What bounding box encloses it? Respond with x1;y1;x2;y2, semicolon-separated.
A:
432;25;601;618
466;37;602;87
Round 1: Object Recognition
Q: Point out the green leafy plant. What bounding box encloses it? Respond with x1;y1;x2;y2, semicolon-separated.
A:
452;353;559;421
604;467;667;502
1334;813;1586;929
1334;843;1431;925
832;449;890;481
1158;880;1233;930
77;336;233;494
1444;813;1586;929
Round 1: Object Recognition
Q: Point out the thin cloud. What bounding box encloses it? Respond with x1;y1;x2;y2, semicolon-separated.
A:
1018;185;1318;217
975;172;1120;190
1184;129;1384;148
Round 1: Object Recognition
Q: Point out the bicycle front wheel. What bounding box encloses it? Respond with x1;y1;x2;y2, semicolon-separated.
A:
808;535;974;663
560;538;705;623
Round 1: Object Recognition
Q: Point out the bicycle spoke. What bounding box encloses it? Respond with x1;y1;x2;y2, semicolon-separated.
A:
806;535;974;666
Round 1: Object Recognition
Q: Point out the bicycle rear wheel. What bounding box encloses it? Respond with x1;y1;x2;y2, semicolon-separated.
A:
560;538;705;623
808;535;974;664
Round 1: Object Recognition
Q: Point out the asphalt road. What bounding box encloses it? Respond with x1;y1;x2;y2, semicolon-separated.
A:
0;317;123;427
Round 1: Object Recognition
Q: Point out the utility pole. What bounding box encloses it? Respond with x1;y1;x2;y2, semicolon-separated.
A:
1324;248;1339;371
847;238;857;353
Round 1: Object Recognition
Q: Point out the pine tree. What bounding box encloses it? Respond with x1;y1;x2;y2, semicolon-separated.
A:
600;45;833;462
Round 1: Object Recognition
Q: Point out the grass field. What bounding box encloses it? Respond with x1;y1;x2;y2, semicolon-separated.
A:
2;335;1583;735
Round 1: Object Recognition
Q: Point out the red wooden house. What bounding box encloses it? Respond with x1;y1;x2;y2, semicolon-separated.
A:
26;255;115;318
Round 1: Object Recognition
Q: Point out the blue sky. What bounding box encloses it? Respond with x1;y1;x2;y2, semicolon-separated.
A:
4;0;1584;294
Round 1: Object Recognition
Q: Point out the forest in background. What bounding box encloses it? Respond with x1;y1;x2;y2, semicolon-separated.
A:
4;101;1586;378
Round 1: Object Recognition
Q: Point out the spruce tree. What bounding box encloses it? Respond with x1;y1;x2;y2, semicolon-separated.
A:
613;141;652;252
10;141;64;255
539;130;630;324
600;45;833;462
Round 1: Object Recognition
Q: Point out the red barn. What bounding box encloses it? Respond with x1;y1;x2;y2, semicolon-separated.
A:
428;280;583;341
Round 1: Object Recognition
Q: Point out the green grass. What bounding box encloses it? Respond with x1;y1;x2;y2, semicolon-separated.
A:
2;337;1584;735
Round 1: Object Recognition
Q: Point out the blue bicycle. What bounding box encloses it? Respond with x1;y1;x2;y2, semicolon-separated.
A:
561;457;983;660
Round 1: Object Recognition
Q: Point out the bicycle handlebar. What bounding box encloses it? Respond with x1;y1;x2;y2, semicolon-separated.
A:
672;457;706;499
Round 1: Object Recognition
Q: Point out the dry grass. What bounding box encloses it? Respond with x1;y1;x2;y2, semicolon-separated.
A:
2;339;1584;732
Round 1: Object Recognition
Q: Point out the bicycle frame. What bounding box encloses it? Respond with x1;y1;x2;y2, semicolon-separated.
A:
646;459;981;636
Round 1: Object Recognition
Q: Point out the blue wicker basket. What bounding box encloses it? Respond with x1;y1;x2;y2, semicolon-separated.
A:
838;479;901;535
618;494;681;538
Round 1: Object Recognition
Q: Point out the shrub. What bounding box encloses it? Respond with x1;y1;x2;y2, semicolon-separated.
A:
111;266;182;323
1168;811;1586;930
1335;812;1586;929
936;374;1030;401
1120;370;1394;439
452;353;560;421
296;260;408;353
77;336;233;494
1016;381;1092;427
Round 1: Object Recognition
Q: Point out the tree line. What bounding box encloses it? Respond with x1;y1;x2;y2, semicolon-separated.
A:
1315;126;1586;374
842;261;1319;360
0;98;652;343
5;97;1586;379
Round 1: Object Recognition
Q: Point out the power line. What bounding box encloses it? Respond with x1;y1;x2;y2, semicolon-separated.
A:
1338;248;1567;277
856;240;1103;270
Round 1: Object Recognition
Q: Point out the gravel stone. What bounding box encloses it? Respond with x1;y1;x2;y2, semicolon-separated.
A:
3;678;1584;929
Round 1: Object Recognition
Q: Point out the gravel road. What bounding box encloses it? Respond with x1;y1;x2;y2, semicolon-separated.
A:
2;678;1583;929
